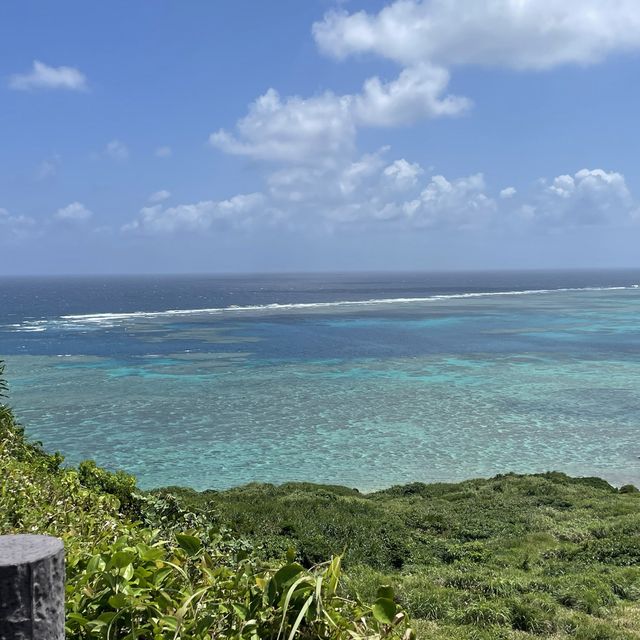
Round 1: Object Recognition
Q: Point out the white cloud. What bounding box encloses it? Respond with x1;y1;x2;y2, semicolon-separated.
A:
105;140;129;161
125;193;268;233
265;148;494;228
0;208;35;238
210;67;468;165
537;168;637;225
122;159;640;235
384;158;424;190
267;166;328;203
313;1;640;70
210;88;355;165
354;64;470;125
338;149;387;196
500;187;517;199
55;202;93;221
267;149;389;209
148;190;171;203
267;162;640;231
209;1;640;205
9;60;87;91
155;146;172;158
403;173;496;228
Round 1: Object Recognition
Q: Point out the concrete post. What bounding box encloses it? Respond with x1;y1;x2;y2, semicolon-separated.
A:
0;534;65;639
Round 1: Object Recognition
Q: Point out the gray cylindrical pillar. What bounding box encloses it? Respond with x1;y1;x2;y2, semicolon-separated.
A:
0;534;65;640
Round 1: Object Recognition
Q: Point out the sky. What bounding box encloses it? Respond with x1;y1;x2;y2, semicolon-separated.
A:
2;0;640;275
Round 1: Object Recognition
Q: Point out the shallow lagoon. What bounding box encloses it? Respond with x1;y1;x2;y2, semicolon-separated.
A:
2;273;640;489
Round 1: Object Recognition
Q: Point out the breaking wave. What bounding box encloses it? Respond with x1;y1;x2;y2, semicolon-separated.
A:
3;284;637;333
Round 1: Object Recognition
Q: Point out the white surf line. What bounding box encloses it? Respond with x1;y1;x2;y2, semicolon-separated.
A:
5;284;638;331
55;285;636;323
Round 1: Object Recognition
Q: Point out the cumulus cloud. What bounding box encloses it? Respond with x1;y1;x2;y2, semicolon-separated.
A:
148;190;171;203
338;149;388;196
155;146;172;158
210;68;467;165
105;140;129;161
500;187;517;199
208;0;640;221
354;64;470;125
55;202;93;222
534;168;638;225
122;159;640;235
269;162;640;230
384;158;424;190
402;173;496;228
313;1;640;70
212;2;640;171
0;208;35;238
9;61;87;91
125;193;268;233
267;149;391;210
264;148;491;228
210;89;355;165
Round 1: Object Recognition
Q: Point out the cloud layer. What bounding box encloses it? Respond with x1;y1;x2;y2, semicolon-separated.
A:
7;0;640;264
55;202;93;221
125;193;268;233
313;0;640;70
123;158;640;235
0;208;35;237
9;61;87;91
209;0;640;208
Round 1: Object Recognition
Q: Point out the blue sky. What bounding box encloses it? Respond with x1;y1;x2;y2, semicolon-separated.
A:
2;0;640;274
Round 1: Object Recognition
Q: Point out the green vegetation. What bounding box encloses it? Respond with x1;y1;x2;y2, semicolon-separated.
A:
0;361;410;640
3;358;640;638
160;476;640;639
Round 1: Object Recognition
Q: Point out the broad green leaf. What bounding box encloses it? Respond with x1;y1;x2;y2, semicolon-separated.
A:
372;598;396;625
175;533;202;556
86;554;106;573
121;563;134;580
136;543;164;562
108;593;128;609
232;603;249;619
160;616;178;630
376;585;395;601
66;612;89;624
273;562;304;587
97;611;118;623
109;550;136;569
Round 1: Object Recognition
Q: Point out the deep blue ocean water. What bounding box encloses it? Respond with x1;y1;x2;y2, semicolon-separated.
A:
2;270;640;490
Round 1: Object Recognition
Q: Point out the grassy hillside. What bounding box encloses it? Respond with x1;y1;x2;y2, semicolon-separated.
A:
161;475;640;639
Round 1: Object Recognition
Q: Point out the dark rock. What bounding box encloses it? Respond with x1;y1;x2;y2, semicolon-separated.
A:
0;535;65;640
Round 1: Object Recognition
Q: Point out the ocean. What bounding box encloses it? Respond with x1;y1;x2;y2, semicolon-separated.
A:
1;269;640;490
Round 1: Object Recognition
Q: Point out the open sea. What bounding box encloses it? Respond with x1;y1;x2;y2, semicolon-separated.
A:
1;270;640;491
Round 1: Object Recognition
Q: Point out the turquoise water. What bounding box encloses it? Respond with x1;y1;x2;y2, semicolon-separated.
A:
2;274;640;489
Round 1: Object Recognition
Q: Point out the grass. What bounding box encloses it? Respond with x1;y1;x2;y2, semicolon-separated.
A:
160;473;640;638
